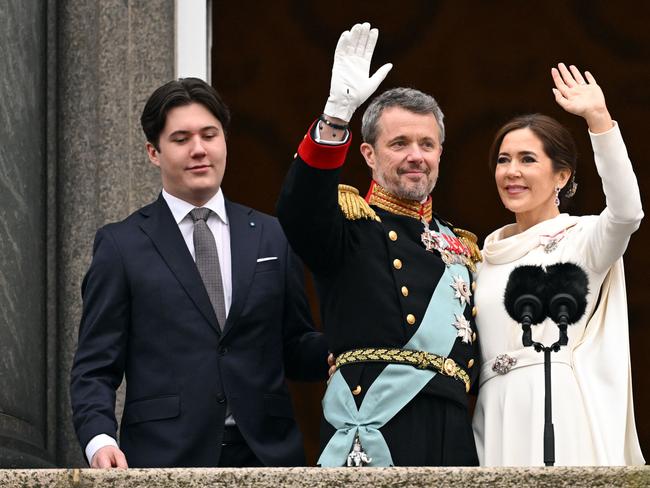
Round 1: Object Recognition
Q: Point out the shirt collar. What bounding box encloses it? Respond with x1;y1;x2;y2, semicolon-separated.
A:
162;188;229;225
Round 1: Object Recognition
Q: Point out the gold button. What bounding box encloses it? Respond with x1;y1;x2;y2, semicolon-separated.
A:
468;358;475;369
471;281;477;292
393;258;402;270
388;230;398;241
401;286;409;297
472;306;478;317
351;385;362;396
472;332;477;342
406;314;416;325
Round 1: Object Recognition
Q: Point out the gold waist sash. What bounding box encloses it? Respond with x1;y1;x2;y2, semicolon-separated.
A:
335;348;470;393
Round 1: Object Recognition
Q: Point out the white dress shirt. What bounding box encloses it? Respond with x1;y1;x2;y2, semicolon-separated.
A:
85;188;233;465
162;188;232;314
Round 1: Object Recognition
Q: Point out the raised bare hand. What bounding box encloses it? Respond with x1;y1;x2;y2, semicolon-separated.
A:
551;63;613;133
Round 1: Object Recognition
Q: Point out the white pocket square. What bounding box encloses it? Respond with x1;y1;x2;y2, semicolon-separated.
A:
256;256;278;262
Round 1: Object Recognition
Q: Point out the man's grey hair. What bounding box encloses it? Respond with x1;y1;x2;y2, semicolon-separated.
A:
361;87;445;146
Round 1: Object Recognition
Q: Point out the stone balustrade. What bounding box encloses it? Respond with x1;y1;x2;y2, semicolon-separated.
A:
0;467;648;488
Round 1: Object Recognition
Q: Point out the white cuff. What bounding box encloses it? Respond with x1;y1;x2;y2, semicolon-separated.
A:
588;119;618;138
85;433;118;465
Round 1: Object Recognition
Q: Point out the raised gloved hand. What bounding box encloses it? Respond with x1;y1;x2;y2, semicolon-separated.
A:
323;23;393;123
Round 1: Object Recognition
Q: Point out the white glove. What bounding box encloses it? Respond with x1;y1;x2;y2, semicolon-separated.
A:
323;23;393;123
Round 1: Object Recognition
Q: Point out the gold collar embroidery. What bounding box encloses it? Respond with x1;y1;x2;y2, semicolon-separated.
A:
365;181;432;222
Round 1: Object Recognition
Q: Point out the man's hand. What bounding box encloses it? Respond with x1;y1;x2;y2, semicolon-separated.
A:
91;445;129;469
324;22;393;122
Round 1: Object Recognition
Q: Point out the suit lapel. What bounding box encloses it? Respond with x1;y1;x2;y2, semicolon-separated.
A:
222;199;261;338
139;195;221;336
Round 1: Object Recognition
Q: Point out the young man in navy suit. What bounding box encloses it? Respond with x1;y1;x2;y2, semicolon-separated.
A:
70;78;329;468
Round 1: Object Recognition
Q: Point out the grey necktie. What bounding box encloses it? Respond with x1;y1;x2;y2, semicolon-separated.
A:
190;207;227;330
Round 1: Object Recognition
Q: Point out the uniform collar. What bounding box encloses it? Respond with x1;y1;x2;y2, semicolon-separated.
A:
365;180;432;222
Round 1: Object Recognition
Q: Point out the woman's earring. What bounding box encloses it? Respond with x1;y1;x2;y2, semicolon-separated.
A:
565;174;578;198
554;187;561;207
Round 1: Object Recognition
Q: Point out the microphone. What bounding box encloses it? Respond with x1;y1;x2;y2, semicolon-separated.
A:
503;265;548;346
545;263;589;346
502;262;590;467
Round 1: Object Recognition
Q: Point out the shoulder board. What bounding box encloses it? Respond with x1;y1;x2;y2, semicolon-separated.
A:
452;227;483;264
338;185;381;222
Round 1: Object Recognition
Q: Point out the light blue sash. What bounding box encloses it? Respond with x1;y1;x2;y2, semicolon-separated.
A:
318;221;470;467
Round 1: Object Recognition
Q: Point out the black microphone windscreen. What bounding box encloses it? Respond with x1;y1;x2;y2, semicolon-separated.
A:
503;265;547;324
545;262;589;324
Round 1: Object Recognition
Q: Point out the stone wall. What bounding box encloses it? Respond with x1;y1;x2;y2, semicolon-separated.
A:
0;467;648;488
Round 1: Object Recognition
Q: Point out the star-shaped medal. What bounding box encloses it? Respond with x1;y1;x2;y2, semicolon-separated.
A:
421;229;437;252
450;275;472;306
453;314;473;344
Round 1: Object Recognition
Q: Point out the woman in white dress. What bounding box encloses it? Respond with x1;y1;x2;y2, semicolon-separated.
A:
472;63;645;466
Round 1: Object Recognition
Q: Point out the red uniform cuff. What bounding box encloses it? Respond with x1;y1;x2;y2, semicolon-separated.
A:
296;120;351;169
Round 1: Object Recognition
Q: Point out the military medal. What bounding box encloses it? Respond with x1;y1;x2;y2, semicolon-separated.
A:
450;275;472;306
453;314;473;344
346;433;372;467
421;217;476;271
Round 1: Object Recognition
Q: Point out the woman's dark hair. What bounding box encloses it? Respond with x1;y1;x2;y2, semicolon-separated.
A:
489;113;578;205
140;77;231;151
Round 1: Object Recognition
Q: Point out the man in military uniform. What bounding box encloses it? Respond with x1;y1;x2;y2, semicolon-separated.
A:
277;23;481;466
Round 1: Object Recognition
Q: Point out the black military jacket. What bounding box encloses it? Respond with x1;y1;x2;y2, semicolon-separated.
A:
277;133;480;409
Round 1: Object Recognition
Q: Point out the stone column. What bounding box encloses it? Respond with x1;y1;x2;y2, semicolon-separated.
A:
0;0;52;468
56;0;174;467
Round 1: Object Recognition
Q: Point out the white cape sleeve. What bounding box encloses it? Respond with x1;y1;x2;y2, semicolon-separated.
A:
572;258;645;465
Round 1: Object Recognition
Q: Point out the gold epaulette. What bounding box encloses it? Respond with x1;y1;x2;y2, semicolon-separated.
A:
338;185;381;222
453;227;483;265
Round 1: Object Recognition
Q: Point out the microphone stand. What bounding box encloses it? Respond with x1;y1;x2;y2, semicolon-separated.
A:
528;338;560;466
521;294;575;467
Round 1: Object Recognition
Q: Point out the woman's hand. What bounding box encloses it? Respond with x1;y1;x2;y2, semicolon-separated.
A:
551;63;613;133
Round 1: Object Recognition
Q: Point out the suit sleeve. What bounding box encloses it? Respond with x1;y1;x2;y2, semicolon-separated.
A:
281;241;329;381
276;122;352;275
70;226;130;451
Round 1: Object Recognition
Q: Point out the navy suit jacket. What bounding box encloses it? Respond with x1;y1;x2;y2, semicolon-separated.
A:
70;194;328;467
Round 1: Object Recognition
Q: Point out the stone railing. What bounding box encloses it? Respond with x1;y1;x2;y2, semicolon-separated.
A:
0;467;648;487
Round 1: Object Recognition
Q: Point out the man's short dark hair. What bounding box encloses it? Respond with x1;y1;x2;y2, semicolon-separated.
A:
140;77;231;151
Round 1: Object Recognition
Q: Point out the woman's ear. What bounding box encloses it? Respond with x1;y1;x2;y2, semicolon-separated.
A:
557;168;571;189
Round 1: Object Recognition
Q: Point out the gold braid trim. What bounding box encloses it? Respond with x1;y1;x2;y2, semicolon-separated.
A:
453;227;483;265
367;182;433;222
338;185;381;222
336;347;470;393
